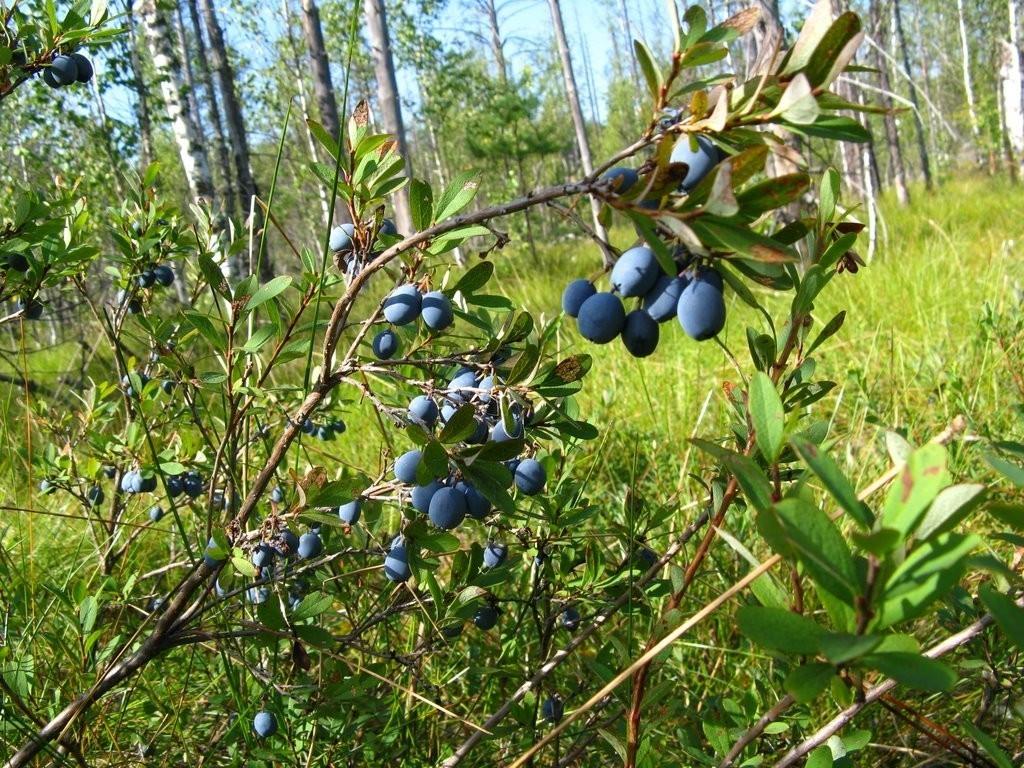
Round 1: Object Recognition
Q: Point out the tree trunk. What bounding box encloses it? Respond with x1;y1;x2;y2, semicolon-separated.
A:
185;0;236;218
871;0;909;205
135;0;214;202
892;0;933;190
481;0;508;82
125;1;155;169
363;0;414;235
172;3;213;195
547;0;608;258
1002;0;1024;165
197;0;271;279
956;0;981;143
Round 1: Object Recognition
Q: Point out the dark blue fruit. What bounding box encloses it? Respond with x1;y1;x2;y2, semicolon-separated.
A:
411;480;443;513
676;269;726;341
247;586;269;604
421;291;453;331
382;284;421;325
514;459;546;495
384;537;411;582
428;487;467;530
449;367;479;390
148;505;163;522
139;474;157;493
165;474;183;498
2;252;29;271
270;486;284;504
561;606;581;630
120;470;144;494
642;274;688;322
329;222;355;252
49;55;78;86
456;481;491;520
252;543;275;568
473;605;499;630
70;53;93;83
203;537;225;567
300;418;316;435
576;292;625;344
611;246;660;297
183;471;204;498
277;528;299;556
39;479;56;494
636;546;658;569
542;696;564;723
602;166;639;193
18;299;43;319
670;134;720;191
490;415;524;443
152;264;175;286
621;309;659;358
380;218;398;236
42;67;62;88
253;711;277;738
561;279;596;318
483;541;507;568
316;425;334;441
86;485;104;506
338;500;361;524
408;395;439;428
330;418;346;434
394;449;422;484
102;465;117;479
689;264;724;292
297;532;323;559
372;329;399;359
136;270;155;288
160;379;175;394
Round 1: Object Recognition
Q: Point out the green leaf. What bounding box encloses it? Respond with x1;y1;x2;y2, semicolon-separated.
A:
79;595;98;634
768;498;860;602
806;310;846;357
306;118;339;159
438;405;478;444
772;73;820;124
960;722;1015;768
749;372;785;462
305;478;364;508
785;662;835;703
790;437;873;529
984;452;1024;487
785;115;871;143
409;178;433;230
880;443;950;538
633;39;662;100
803;12;864;89
703;163;739;217
690;439;773;513
232;554;257;579
242;323;278;354
736;605;824;655
819;167;840;223
819;632;880;664
257;596;287;631
978;585;1024;651
292;592;334;621
781;0;834;76
689;216;797;263
453;261;493;295
418;441;449;484
806;745;833;768
860;652;955;692
244;276;292;314
458;460;514;515
735;173;810;217
791;264;832;315
433;172;479;222
916;484;986;541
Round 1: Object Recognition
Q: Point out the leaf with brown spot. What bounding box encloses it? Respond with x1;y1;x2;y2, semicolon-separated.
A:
721;6;761;36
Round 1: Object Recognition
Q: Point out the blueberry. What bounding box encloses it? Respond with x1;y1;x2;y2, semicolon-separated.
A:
468;418;488;444
642;274;688;323
561;279;596;318
338;499;361;524
408;395;439;428
636;546;659;569
17;299;43;320
676;268;725;341
670;134;720;191
252;544;275;568
49;54;78;86
514;458;546;495
382;284;422;325
621;309;660;358
372;329;399;359
316;425;334;441
456;481;491;520
491;416;524;443
140;474;157;493
384;540;411;582
203;537;225;568
166;475;183;497
300;418;316;435
576;292;625;344
253;710;277;738
330;418;346;434
611;246;660;297
542;696;564;723
69;53;93;83
483;541;507;568
183;471;204;498
39;479;56;495
439;394;464;423
120;470;144;494
689;264;724;292
428;487;467;530
411;480;443;513
86;485;104;506
421;291;453;331
380;218;398;236
601;166;639;193
148;505;163;522
393;449;422;484
296;532;322;559
449;367;479;390
160;379;175;394
473;605;499;631
277;528;299;556
247;586;270;604
102;465;117;479
329;222;355;252
42;67;63;88
136;270;155;288
152;264;175;286
2;252;29;271
561;606;580;630
476;375;495;403
270;486;284;504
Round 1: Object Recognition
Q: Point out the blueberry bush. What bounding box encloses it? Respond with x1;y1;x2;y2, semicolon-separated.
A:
1;2;1023;767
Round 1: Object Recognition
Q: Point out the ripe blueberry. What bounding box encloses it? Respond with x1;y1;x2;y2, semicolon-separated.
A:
148;505;163;522
514;458;546;495
576;292;625;344
393;449;422;484
421;291;454;331
408;395;439;428
428;486;467;530
338;499;361;524
670;134;720;191
297;532;323;559
49;55;78;86
561;279;596;318
456;481;491;520
676;268;725;341
561;606;580;630
601;166;639;193
411;480;443;513
252;711;277;738
152;264;175;286
542;696;564;723
382;284;422;325
611;246;660;297
372;329;399;359
642;274;688;322
329;222;355;252
621;309;660;358
70;53;93;83
473;605;499;630
483;541;507;568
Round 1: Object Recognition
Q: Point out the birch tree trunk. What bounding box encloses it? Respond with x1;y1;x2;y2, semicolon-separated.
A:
871;0;909;205
956;0;981;143
364;0;414;235
135;0;214;202
893;0;933;190
185;0;236;218
299;0;353;225
547;0;608;258
1002;0;1024;163
125;1;155;169
197;0;272;279
480;0;508;81
172;3;213;195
